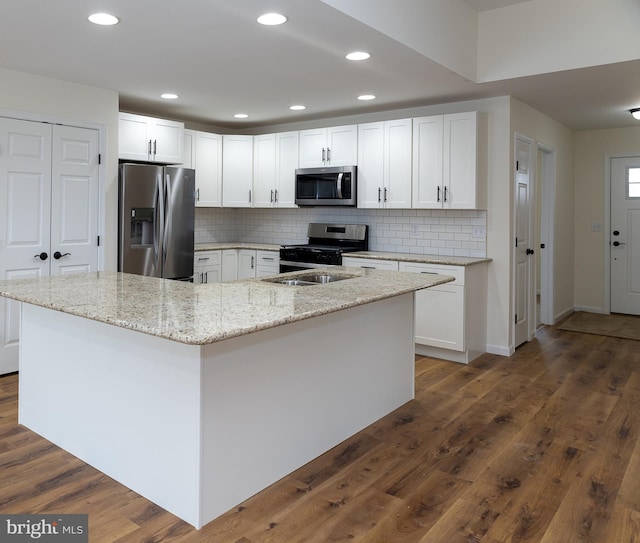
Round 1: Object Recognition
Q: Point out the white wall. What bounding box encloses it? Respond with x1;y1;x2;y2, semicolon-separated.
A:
573;127;640;312
477;0;640;81
510;98;575;326
0;67;120;270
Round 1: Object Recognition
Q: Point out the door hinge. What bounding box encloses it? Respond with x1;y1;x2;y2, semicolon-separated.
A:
515;314;518;324
98;153;101;165
516;160;519;171
515;237;518;247
97;235;100;247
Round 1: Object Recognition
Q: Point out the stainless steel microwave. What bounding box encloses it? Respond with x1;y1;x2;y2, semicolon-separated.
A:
295;166;357;206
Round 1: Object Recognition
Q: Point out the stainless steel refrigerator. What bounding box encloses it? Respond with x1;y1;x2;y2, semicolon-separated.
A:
118;163;195;280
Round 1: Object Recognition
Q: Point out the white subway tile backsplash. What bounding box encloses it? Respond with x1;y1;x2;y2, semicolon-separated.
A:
195;207;487;257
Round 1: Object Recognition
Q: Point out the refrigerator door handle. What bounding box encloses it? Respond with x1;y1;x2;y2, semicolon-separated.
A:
163;173;172;272
155;172;165;275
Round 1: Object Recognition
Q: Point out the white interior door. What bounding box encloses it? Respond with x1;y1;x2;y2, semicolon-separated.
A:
514;136;534;348
51;124;100;275
0;118;52;374
611;157;640;315
0;119;99;374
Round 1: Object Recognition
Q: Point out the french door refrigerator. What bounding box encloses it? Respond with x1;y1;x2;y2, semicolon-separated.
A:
118;163;195;280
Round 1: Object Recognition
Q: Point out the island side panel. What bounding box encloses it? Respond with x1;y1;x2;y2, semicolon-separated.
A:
18;303;203;528
199;293;416;526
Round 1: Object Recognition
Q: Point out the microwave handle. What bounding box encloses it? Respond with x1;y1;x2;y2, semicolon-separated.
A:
336;172;343;199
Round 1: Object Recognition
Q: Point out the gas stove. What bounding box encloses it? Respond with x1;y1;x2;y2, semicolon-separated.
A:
280;223;368;272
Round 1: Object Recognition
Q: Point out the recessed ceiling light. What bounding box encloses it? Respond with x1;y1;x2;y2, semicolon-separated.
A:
289;105;306;111
88;13;119;26
257;13;287;25
346;51;371;61
358;94;376;101
630;108;640;120
161;93;179;100
234;113;249;119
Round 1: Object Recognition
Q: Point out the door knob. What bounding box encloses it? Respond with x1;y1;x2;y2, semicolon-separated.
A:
53;251;71;259
613;241;626;247
34;252;48;261
613;230;620;236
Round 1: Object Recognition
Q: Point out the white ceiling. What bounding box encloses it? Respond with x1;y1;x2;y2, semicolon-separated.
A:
1;0;638;131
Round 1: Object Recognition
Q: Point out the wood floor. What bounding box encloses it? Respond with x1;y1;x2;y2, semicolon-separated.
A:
2;325;640;542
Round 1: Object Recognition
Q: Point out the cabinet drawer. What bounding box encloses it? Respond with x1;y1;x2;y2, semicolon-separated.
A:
257;251;279;267
194;251;221;266
398;261;464;286
342;257;399;271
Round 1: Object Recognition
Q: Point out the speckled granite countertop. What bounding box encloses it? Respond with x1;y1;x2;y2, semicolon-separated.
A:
195;242;280;252
345;251;491;266
0;269;453;346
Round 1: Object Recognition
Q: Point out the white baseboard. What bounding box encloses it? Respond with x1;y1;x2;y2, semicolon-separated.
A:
485;344;514;357
572;305;608;315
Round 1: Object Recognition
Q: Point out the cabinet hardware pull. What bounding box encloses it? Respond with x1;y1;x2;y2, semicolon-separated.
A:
274;189;278;202
384;187;388;202
251;256;255;269
437;186;441;202
327;147;331;163
322;147;326;164
270;189;274;203
249;189;252;203
420;271;437;274
148;140;152;157
153;139;157;157
378;187;382;203
196;188;200;201
198;257;209;262
444;186;448;202
204;271;208;283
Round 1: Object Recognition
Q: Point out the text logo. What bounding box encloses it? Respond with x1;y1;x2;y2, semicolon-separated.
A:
0;515;87;542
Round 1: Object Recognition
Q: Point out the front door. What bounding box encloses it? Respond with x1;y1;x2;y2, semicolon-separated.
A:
0;118;100;374
611;157;640;315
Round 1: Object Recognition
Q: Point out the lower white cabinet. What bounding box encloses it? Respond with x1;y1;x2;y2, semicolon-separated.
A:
399;261;487;364
216;249;280;281
194;251;221;284
341;255;487;364
256;250;280;276
342;256;399;271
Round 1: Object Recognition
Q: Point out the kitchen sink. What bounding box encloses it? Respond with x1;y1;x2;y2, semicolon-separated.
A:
261;273;355;286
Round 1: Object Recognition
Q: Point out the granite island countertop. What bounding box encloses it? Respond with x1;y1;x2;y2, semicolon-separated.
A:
0;268;453;346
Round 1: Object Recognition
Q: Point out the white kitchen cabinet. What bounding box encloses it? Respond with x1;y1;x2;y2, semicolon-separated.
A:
194;251;221;284
357;119;412;208
256;250;280;276
399;261;487;364
254;132;298;208
119;112;184;164
341;256;399;271
238;249;257;279
412;111;479;209
184;130;222;207
298;125;357;168
222;135;253;207
221;249;238;282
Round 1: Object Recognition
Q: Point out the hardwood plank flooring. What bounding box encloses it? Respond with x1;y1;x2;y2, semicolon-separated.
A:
2;325;640;542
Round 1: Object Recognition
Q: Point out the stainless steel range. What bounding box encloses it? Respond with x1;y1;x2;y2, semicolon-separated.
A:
280;223;368;272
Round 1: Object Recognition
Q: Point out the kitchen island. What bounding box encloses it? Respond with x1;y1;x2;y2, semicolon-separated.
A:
0;268;452;529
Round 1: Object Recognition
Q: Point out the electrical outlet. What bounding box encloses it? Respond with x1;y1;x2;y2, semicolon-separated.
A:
410;224;420;237
472;227;486;239
591;222;602;232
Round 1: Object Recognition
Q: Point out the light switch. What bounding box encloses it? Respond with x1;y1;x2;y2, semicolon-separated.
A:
472;227;486;239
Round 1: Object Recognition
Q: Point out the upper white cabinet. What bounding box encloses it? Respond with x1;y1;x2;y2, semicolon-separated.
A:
357;119;412;208
222;135;253;207
184;130;222;207
298;125;357;168
119;112;184;164
254;132;298;208
412;111;479;209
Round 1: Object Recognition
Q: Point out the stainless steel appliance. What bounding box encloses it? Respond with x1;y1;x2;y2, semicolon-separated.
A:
295;166;357;206
118;163;195;280
280;223;368;272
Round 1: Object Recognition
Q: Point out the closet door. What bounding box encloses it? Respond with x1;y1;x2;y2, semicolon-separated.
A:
0;118;52;374
50;124;100;275
0;118;100;374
